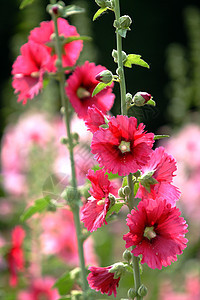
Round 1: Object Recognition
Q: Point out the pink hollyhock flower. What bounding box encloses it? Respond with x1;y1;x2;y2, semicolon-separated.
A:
7;226;25;287
65;61;115;119
85;105;110;133
18;277;59;300
29;18;83;72
81;169;117;232
87;266;120;297
12;41;51;104
123;198;188;270
91;115;154;176
136;147;181;206
40;209;98;266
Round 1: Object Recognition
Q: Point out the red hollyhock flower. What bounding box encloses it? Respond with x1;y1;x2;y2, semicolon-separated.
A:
81;169;116;232
87;266;120;297
123;198;188;270
65;61;115;119
85;105;109;133
12;41;51;104
91;115;154;176
7;226;25;287
29;18;83;72
136;147;181;206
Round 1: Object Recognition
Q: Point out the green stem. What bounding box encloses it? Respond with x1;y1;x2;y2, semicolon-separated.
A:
114;0;143;299
51;8;89;298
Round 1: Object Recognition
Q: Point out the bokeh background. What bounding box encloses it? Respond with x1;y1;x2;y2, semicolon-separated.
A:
1;0;200;299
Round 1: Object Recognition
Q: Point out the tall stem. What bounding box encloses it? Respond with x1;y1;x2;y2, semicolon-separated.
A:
114;0;143;299
51;8;89;298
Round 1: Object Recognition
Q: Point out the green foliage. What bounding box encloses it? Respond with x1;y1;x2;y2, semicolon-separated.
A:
154;134;170;140
106;202;124;219
20;0;35;9
53;268;80;296
20;196;51;222
147;99;156;106
64;36;92;44
124;54;150;69
92;80;113;97
93;7;109;21
62;5;85;18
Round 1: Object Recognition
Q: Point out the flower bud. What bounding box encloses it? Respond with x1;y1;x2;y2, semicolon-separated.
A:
123;186;131;196
138;284;148;297
118;187;125;198
95;0;111;8
61;187;80;204
119;15;132;29
127;288;137;299
60;136;68;145
108;193;116;206
126;93;133;106
123;249;132;262
95;70;113;84
133;92;152;107
112;49;127;63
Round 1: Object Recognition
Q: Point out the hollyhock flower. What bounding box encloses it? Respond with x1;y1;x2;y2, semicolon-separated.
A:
29;18;83;72
18;277;59;300
91;115;154;176
12;41;51;104
81;169;117;232
7;226;25;287
65;61;115;119
40;209;98;266
123;198;188;270
85;105;110;133
136;147;181;206
87;266;120;297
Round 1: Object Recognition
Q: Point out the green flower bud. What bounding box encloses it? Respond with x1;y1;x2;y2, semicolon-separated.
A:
60;136;68;145
95;70;113;84
108;193;116;206
118;187;125;198
123;186;131;196
133;92;152;107
126;93;133;106
138;284;148;297
119;15;132;29
112;49;127;63
127;288;137;299
61;187;80;204
95;0;111;8
123;249;132;262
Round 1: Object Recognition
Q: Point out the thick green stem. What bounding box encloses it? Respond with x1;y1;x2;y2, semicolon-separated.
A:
51;9;89;298
114;0;143;299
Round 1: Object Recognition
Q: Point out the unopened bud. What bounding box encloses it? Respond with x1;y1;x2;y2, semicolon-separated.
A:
112;49;127;63
118;187;125;198
119;15;132;29
95;0;111;8
127;288;137;299
61;187;80;204
123;249;132;262
138;284;148;297
123;186;131;196
133;92;152;107
95;70;113;84
108;193;116;206
126;93;133;105
60;137;68;145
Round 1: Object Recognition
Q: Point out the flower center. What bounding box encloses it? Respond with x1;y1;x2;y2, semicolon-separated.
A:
31;71;40;78
143;226;156;240
118;140;131;153
77;87;90;99
97;199;105;206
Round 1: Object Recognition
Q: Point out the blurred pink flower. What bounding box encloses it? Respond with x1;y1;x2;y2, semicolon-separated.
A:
29;18;83;72
40;209;98;267
18;277;59;300
160;274;200;300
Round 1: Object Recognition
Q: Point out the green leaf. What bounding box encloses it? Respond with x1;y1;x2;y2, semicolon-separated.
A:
20;196;51;222
64;36;92;44
106;202;124;219
154;134;170;140
134;182;139;196
118;28;128;38
122;177;128;187
62;5;85;17
124;54;150;69
53;268;80;296
92;81;113;97
93;7;108;21
20;0;35;9
147;99;156;106
58;297;71;300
